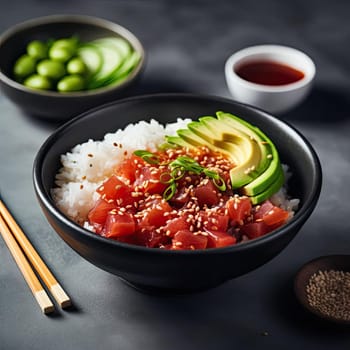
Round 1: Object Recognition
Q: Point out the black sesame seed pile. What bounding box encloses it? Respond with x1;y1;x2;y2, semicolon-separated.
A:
306;269;350;321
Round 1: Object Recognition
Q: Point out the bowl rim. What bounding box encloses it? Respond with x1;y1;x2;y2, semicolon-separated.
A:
33;92;322;256
0;14;145;97
225;44;316;93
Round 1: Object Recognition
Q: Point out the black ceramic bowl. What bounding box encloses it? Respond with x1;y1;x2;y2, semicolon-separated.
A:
0;15;145;120
33;93;322;293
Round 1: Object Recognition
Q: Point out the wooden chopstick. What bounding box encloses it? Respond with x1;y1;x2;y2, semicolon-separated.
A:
0;199;71;310
0;214;55;314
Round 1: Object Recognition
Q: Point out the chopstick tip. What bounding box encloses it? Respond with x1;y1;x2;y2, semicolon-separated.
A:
50;283;72;309
35;290;55;314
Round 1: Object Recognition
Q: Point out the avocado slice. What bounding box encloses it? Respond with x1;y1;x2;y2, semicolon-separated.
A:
175;128;242;165
187;116;263;188
241;141;283;196
164;112;284;204
165;135;193;148
196;116;254;158
215;112;284;197
186;119;250;163
216;111;271;175
249;165;284;204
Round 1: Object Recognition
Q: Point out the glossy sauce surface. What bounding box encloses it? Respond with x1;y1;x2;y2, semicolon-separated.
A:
235;60;305;86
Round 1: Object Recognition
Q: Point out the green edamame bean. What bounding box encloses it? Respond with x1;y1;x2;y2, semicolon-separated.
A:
13;54;36;79
49;38;78;62
51;37;78;51
67;57;87;75
24;74;52;90
37;59;66;80
49;46;74;63
27;40;47;60
57;75;85;92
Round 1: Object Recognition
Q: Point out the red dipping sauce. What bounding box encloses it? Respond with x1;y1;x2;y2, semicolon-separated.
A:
235;60;305;86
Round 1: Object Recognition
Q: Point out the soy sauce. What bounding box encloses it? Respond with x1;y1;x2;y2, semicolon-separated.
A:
235;60;304;86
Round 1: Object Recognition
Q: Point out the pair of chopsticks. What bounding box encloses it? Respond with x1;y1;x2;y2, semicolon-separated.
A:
0;198;71;314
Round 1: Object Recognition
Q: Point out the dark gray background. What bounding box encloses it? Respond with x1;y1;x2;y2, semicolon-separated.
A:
1;1;350;349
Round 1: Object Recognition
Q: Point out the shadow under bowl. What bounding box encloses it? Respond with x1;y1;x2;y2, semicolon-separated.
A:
0;15;145;121
33;93;322;293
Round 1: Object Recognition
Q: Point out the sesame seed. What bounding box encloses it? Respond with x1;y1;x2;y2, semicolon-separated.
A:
149;179;159;183
131;192;143;197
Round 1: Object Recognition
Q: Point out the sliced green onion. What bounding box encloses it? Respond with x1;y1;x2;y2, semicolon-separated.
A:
159;172;173;184
134;150;227;200
212;176;226;191
163;181;177;201
203;169;218;178
170;166;186;180
169;156;202;174
203;169;226;191
133;150;160;165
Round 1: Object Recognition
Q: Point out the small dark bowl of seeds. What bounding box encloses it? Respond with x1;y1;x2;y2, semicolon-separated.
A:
294;255;350;325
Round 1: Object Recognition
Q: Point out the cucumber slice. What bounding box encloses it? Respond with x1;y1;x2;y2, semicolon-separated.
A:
88;42;124;88
81;37;140;90
77;44;102;76
104;51;141;86
92;37;131;58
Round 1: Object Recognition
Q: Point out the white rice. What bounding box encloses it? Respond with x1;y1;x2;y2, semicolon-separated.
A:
52;118;191;223
52;119;299;225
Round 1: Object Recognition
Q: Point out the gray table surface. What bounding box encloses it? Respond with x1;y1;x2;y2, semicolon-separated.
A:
1;1;350;349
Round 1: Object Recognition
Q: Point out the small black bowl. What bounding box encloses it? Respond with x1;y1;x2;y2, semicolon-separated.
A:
294;255;350;325
0;15;145;120
33;93;322;293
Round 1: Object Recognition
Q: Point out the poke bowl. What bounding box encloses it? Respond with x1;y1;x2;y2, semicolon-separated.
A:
33;93;322;293
0;15;145;120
